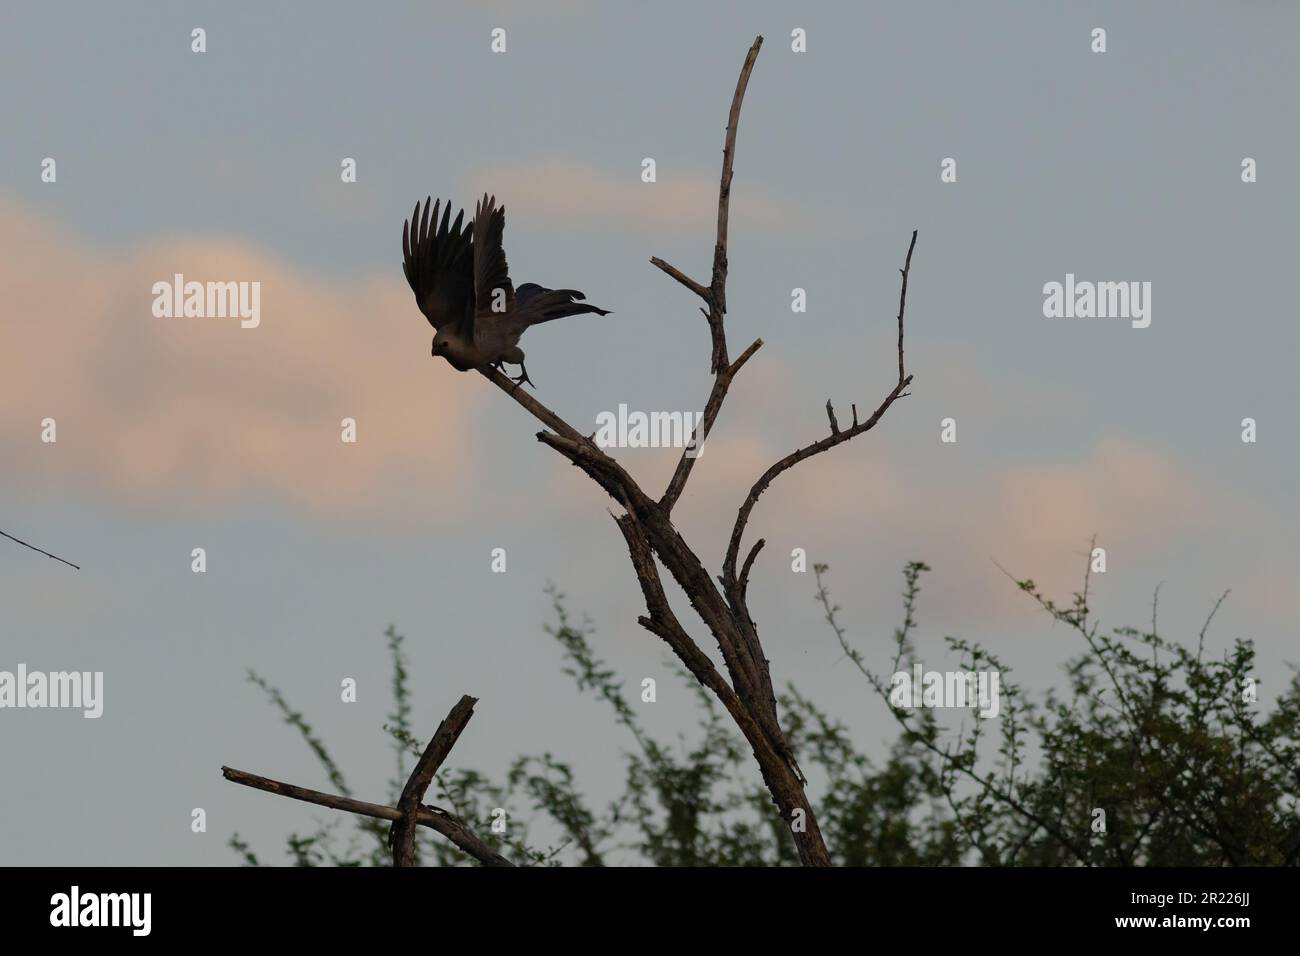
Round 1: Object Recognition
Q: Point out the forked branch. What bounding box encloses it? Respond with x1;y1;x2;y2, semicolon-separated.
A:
223;695;511;867
389;694;478;867
657;34;766;511
464;34;918;869
724;230;918;594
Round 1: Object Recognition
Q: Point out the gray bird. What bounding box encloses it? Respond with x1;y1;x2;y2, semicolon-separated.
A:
402;194;611;387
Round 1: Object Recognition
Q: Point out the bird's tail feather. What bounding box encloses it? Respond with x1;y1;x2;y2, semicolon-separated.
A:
517;283;611;322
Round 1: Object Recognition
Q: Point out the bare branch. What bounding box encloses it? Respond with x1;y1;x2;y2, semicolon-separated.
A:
221;765;513;867
729;337;763;376
614;509;822;854
1197;589;1231;662
1;528;80;570
614;503;761;699
653;46;766;512
614;512;747;709
470;34;851;868
389;694;478;867
478;365;587;444
723;231;918;586
738;537;766;602
476;365;653;514
897;229;918;384
656;37;766;512
660;337;764;512
724;378;912;586
711;35;765;326
649;256;710;301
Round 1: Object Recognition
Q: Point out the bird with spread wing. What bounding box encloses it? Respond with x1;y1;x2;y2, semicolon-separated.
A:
401;194;611;387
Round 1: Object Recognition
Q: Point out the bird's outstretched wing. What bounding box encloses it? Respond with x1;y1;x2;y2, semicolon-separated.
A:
471;194;515;341
402;197;474;330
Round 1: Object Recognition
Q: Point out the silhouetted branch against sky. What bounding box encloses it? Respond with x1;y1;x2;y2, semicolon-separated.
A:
223;694;512;867
478;34;919;868
0;527;80;570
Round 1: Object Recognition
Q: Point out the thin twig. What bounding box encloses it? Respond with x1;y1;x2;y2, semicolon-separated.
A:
1;528;80;570
649;257;709;301
897;230;918;385
711;35;765;326
723;231;917;586
1197;590;1230;663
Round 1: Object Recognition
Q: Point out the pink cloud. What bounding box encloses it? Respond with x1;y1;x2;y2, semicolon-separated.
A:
0;200;478;519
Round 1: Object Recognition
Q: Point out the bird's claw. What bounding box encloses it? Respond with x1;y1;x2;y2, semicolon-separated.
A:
510;364;535;392
490;360;534;392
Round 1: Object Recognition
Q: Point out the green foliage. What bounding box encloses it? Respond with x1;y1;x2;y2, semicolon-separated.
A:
812;558;1300;866
232;557;1300;866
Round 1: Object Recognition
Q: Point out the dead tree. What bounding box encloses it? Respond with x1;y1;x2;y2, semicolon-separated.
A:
476;35;916;867
223;34;917;867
